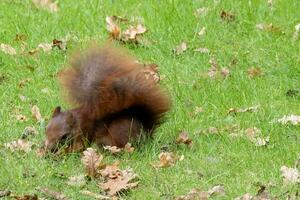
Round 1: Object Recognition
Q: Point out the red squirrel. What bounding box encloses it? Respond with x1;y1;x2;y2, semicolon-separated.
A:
44;44;170;152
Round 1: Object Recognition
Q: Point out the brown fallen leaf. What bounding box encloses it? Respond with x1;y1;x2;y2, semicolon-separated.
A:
227;105;259;115
220;10;235;22
247;67;263;78
176;185;225;200
21;126;38;139
176;131;192;146
16;114;28;122
0;190;11;198
103;145;122;154
234;193;253;200
4;139;33;152
52;39;66;50
280;165;300;184
244;127;269;147
256;23;284;34
67;175;86;187
13;194;38;200
32;0;58;12
101;168;138;196
277;115;300;125
175;188;209;200
143;63;160;83
208;185;225;197
79;190;109;199
15;34;27;42
174;42;187;55
105;15;127;40
36;188;69;200
122;24;147;43
124;143;134;153
100;162;121;179
18;78;31;88
81;148;104;177
31;105;43;122
153;152;176;168
207;57;230;78
0;43;17;55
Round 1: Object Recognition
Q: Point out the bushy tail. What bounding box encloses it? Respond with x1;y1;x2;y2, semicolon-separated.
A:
59;44;170;131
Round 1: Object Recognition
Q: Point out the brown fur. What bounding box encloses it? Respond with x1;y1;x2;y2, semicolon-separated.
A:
44;44;170;151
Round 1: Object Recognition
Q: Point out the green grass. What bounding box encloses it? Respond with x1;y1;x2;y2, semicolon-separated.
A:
1;0;300;199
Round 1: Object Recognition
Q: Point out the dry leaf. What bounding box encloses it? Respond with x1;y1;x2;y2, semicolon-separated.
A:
256;23;283;34
176;131;192;146
15;34;27;42
175;188;209;200
52;39;66;50
101;168;138;196
193;106;203;116
13;194;38;200
277;115;300;125
244;127;269;147
280;166;300;184
208;185;225;196
4;139;33;152
16;114;27;122
227;105;259;115
153;152;176;168
194;7;209;17
103;145;122;154
122;24;147;42
124;143;134;153
18;78;31;88
67;175;86;187
79;190;109;199
105;15;128;40
31;105;42;122
38;43;52;52
194;47;210;54
220;67;230;78
198;27;206;37
0;43;17;55
21;126;38;139
143;63;160;83
81;148;104;177
220;10;235;22
174;42;187;55
247;67;263;78
32;0;58;12
0;190;11;198
100;162;121;179
36;188;69;200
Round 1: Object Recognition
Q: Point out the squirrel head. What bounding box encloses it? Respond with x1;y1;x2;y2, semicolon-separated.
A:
44;106;83;152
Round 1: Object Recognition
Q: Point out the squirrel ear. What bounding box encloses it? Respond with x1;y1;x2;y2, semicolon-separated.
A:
65;112;76;127
52;106;61;118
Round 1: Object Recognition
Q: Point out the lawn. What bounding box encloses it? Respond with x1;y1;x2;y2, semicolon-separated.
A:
0;0;300;199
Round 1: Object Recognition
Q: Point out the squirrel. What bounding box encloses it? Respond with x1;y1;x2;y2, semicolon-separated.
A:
44;44;170;152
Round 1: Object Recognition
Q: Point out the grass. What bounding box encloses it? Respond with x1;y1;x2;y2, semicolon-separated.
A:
0;0;300;199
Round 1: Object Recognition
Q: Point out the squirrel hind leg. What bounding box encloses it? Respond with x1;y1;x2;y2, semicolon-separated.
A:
107;117;143;147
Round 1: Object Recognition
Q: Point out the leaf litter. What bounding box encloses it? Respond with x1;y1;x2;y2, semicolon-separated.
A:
80;148;138;197
175;185;225;200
